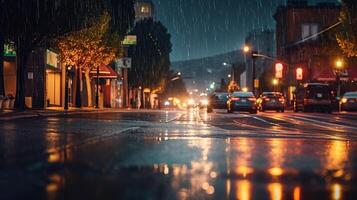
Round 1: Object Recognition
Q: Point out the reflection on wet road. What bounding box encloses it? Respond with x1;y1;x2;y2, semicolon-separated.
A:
1;109;357;199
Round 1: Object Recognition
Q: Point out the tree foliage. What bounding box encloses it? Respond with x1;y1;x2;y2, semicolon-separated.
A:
0;0;105;109
0;0;135;109
336;0;357;57
128;18;172;90
57;13;118;107
228;81;240;93
57;13;117;72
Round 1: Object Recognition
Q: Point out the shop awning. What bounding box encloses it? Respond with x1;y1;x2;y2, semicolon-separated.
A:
90;65;118;79
312;59;357;81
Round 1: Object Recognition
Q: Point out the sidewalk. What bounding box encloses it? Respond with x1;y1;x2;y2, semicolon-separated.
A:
0;107;115;121
0;107;179;121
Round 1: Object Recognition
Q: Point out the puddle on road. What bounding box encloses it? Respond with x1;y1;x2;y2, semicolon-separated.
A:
33;136;357;200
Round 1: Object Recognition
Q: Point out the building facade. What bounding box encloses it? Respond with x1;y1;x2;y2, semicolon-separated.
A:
274;1;357;101
134;0;155;22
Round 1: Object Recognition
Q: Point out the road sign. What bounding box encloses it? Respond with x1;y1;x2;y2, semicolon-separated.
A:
4;42;16;57
296;67;303;80
122;35;137;45
275;63;284;79
254;79;259;88
115;58;132;69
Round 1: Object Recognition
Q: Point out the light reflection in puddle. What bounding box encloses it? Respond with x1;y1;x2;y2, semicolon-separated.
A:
39;130;357;200
268;182;283;200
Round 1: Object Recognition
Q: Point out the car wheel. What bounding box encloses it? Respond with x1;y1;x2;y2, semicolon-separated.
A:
303;105;309;113
250;110;257;114
281;108;285;113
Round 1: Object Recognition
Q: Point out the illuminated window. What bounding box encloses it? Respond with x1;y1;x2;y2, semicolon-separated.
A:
301;23;318;40
140;6;149;13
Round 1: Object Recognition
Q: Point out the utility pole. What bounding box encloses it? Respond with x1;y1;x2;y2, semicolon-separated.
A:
252;50;258;96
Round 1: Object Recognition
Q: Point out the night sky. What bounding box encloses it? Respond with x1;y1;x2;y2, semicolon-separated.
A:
152;0;340;62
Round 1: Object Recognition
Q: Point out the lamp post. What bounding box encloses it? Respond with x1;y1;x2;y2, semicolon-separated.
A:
335;59;344;98
243;45;258;95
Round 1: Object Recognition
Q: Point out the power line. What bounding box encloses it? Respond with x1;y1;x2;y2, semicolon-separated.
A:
292;21;342;46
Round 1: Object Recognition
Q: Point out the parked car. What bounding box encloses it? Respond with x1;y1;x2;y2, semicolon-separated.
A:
257;92;285;112
293;83;332;113
340;91;357;111
207;92;229;112
227;91;257;114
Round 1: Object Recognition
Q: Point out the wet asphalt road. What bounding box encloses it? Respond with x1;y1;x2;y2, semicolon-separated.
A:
1;109;357;200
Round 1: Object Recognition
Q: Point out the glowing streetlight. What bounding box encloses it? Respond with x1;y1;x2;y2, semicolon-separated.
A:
335;59;344;69
177;72;182;76
272;79;279;92
243;45;250;53
228;74;232;78
242;87;248;92
272;78;279;86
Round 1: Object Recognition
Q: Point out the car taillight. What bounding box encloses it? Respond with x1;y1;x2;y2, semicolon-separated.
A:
231;97;240;101
279;98;285;102
248;97;256;102
263;97;270;101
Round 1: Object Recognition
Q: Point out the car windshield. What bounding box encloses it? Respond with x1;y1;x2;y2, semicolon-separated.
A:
344;92;357;98
306;85;330;99
232;92;254;97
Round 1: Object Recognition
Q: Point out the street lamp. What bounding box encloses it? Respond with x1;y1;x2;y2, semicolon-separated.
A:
272;78;279;92
243;45;250;53
335;59;344;98
243;45;258;95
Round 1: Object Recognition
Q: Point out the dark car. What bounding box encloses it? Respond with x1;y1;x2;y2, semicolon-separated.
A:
257;92;285;112
293;83;332;113
207;92;229;112
227;92;257;114
340;91;357;111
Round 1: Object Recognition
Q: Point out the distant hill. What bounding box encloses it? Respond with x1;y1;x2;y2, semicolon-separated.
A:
171;50;245;91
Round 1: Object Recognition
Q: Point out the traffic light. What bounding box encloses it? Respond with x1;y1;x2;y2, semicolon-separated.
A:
275;63;284;79
296;67;303;80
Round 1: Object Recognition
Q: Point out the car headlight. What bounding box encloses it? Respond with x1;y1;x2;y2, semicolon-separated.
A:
201;99;209;106
164;101;170;106
188;99;195;105
341;98;347;104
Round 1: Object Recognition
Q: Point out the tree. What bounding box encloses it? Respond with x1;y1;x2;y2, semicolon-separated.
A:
336;0;357;57
57;13;117;107
0;0;105;109
0;35;4;96
228;81;240;93
128;18;172;90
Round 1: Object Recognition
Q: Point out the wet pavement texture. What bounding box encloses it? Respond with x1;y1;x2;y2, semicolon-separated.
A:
1;110;357;200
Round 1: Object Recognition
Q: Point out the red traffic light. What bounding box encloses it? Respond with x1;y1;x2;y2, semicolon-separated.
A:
296;67;303;80
275;63;284;79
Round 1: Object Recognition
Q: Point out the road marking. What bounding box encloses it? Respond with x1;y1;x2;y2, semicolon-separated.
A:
289;115;357;131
